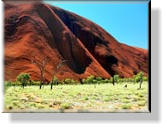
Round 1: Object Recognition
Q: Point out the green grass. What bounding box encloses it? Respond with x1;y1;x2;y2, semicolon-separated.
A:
4;82;149;112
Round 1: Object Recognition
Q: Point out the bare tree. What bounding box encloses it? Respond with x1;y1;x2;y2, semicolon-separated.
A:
50;60;68;90
32;56;49;89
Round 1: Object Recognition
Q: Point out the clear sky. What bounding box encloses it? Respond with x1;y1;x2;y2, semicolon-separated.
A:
45;1;148;49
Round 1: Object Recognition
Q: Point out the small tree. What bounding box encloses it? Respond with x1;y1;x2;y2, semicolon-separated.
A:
82;75;95;84
17;73;30;88
63;78;76;84
50;76;58;90
133;75;137;84
113;75;120;85
96;77;103;84
138;72;144;89
143;76;148;81
134;72;144;89
32;56;49;89
50;60;68;90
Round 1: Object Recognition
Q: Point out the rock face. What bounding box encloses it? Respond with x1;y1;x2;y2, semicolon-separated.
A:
4;2;148;81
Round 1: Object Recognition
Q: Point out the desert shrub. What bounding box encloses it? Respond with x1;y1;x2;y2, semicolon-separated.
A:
133;72;144;89
12;81;20;86
58;80;65;85
82;75;95;84
122;78;133;83
60;103;72;109
82;76;109;84
96;77;105;84
103;79;110;83
29;80;40;85
96;77;103;81
4;81;12;92
121;104;132;109
92;79;97;84
81;79;86;84
17;73;31;88
52;76;59;85
123;78;128;82
63;78;77;84
143;76;148;81
128;78;134;82
112;75;120;85
4;81;21;87
81;74;145;85
133;75;140;83
82;76;112;84
118;78;124;83
4;81;12;87
86;75;95;84
114;75;120;82
108;78;113;83
133;72;144;83
137;101;146;106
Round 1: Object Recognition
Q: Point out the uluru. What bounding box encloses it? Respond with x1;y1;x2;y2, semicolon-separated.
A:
4;2;148;82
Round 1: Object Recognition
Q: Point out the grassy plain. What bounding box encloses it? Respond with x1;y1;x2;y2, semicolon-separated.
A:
4;82;148;112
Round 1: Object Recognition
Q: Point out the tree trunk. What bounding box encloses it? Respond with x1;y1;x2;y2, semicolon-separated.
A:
139;79;143;89
39;82;42;89
51;81;53;90
40;74;44;89
22;83;24;89
113;79;115;86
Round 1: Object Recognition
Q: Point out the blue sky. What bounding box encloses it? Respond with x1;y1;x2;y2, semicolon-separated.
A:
45;1;148;49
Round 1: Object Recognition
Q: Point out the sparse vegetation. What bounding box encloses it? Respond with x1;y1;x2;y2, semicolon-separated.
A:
31;56;49;89
50;60;68;90
121;104;132;109
4;71;148;112
50;76;59;90
17;73;30;88
4;81;148;112
113;75;120;85
60;103;72;109
7;72;148;86
133;72;144;89
63;78;78;84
